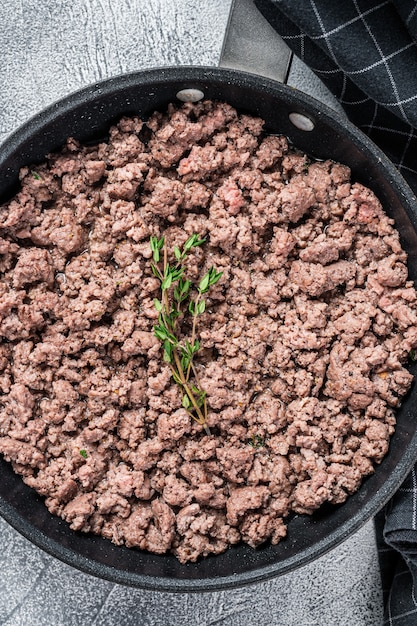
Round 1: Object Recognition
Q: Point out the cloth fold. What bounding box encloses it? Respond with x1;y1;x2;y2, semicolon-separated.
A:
254;1;417;622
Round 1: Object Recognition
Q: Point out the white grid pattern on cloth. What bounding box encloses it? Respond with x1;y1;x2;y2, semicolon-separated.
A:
381;466;417;624
354;13;415;111
387;605;417;625
307;0;391;41
346;43;415;76
286;0;417;113
383;562;417;625
340;94;373;105
365;99;378;136
406;4;417;26
309;0;350;101
312;0;417;122
384;466;417;534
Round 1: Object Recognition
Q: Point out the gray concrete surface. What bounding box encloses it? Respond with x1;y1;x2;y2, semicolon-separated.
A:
0;1;383;624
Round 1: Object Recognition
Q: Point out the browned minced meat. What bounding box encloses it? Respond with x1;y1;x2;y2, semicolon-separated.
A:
0;100;416;563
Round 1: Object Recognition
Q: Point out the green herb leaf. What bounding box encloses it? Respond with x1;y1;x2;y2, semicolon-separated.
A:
150;263;161;279
161;272;173;290
181;353;191;372
247;434;267;448
153;325;177;344
198;272;210;293
208;267;223;287
79;449;88;459
184;234;206;252
182;394;191;409
194;389;206;407
150;236;165;263
198;267;223;294
183;340;192;355
174;278;191;303
163;340;174;363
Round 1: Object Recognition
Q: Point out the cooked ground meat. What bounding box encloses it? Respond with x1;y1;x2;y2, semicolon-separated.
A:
0;100;416;563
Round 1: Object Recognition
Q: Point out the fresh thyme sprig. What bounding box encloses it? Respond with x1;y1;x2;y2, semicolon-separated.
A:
150;234;222;436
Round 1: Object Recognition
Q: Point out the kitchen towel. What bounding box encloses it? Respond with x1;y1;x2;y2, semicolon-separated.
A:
255;0;417;191
254;1;417;623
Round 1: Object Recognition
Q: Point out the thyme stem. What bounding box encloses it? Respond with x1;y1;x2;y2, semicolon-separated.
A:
150;234;222;436
171;351;210;435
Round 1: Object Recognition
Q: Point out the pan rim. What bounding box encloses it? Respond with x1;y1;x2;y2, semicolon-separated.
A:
1;64;417;592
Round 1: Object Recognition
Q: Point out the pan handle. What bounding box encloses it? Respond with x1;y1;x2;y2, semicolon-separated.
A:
219;0;293;83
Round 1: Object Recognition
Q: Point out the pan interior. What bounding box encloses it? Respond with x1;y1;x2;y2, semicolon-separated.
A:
1;67;417;591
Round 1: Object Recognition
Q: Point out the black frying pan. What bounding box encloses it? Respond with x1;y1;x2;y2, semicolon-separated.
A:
1;65;417;592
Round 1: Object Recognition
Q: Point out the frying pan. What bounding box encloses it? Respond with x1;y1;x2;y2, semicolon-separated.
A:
1;1;417;594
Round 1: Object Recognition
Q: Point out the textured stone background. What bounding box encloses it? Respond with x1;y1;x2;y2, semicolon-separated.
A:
0;1;383;624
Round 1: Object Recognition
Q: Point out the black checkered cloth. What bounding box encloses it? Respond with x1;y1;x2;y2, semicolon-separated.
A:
254;0;417;623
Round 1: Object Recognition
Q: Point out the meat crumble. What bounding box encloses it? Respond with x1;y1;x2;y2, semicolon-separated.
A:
0;100;416;563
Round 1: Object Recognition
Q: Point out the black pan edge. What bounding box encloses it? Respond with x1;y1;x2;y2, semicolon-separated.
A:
1;65;417;592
